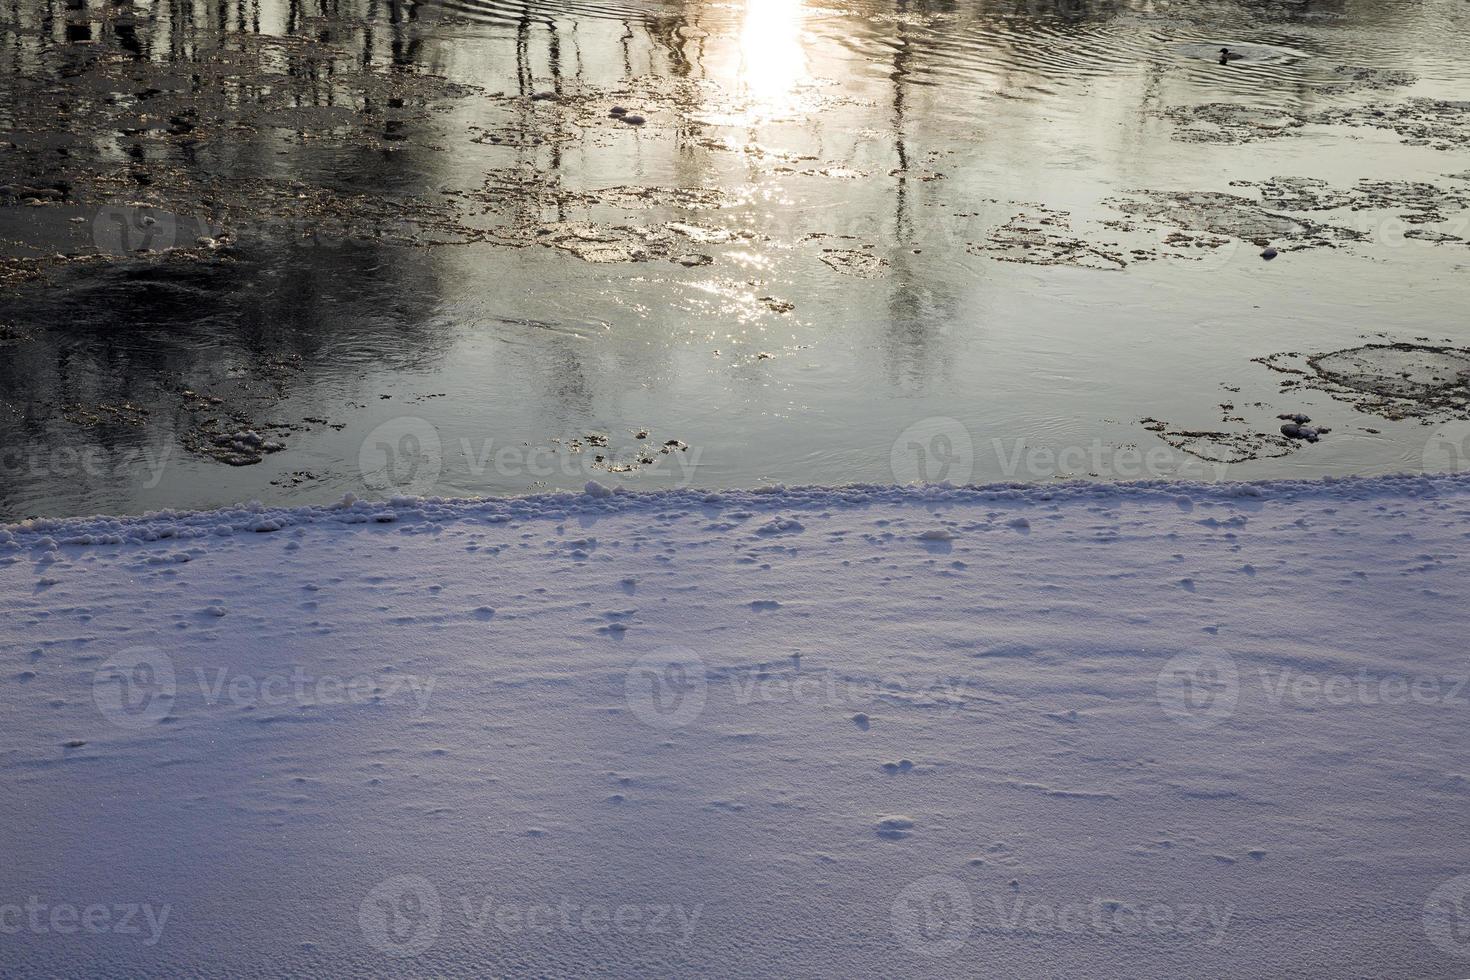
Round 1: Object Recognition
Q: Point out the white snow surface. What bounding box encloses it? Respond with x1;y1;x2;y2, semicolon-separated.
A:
4;476;1470;977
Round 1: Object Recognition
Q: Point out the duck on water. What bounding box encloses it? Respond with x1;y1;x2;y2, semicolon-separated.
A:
1218;47;1245;64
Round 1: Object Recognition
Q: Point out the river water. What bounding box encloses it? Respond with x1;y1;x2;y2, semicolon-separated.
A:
1;0;1469;517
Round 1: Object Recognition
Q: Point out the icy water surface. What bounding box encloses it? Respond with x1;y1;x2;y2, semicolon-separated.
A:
2;0;1470;516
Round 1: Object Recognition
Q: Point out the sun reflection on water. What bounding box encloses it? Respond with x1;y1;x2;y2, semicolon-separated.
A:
735;0;810;119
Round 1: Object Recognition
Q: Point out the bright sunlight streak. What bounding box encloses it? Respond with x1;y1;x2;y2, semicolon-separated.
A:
736;0;810;117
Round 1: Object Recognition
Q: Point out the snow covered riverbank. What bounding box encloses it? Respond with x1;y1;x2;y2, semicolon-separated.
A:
4;476;1470;977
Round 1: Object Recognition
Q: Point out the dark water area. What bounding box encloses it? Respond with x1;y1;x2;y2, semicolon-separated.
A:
2;0;1470;518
